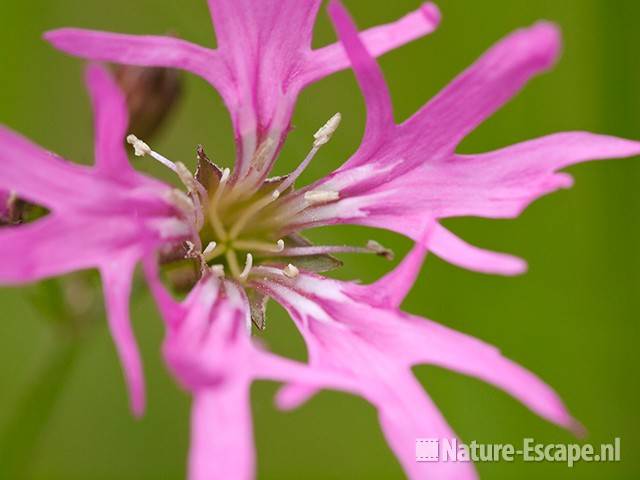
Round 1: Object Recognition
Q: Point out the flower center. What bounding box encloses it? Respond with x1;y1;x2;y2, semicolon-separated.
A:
127;113;392;291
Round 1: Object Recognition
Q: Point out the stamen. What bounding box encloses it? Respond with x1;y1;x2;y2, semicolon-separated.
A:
126;134;151;156
278;241;394;259
304;190;340;204
238;253;253;281
366;240;395;260
175;161;207;202
313;112;342;147
228;190;280;239
232;239;284;254
127;134;177;172
283;264;299;278
127;136;207;229
277;112;342;193
202;241;217;257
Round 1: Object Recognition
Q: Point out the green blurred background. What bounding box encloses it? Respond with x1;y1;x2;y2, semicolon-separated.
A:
1;0;639;478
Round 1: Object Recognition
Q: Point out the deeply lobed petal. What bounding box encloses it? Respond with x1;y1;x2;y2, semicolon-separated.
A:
101;251;146;416
282;0;640;276
45;1;440;188
147;270;361;480
86;63;137;180
254;245;578;477
0;65;186;416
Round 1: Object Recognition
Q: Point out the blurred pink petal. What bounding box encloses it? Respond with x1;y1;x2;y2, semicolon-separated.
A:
149;272;359;480
0;65;189;415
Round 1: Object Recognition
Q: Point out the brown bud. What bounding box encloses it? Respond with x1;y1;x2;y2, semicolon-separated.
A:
113;64;182;140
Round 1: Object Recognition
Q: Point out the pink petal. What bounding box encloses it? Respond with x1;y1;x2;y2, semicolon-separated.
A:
377;371;478;479
145;272;363;480
0;190;10;218
85;63;136;179
45;29;221;87
401;21;561;155
0;215;143;283
451;132;640;217
0;126;98;210
205;0;323;181
327;0;395;148
45;2;440;187
285;12;640;277
142;254;185;328
101;252;145;417
303;2;441;84
429;224;528;276
356;219;434;308
258;269;579;476
262;275;476;479
391;313;578;430
189;383;254;480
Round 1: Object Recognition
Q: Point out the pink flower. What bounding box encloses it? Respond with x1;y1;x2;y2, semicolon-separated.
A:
1;0;637;479
0;64;191;416
0;190;11;221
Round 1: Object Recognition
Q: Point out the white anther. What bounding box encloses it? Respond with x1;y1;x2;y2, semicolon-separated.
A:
127;134;151;157
239;253;254;281
366;240;394;260
277;113;341;192
283;264;299;279
313;112;341;147
271;189;281;200
304;189;340;204
128;133;178;172
202;241;217;256
210;264;225;277
185;240;196;253
275;239;285;252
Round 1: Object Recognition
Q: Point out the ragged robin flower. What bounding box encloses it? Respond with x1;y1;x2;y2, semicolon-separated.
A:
1;1;639;479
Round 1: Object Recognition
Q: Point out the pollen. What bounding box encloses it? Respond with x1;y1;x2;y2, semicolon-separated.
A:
126;134;151;157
